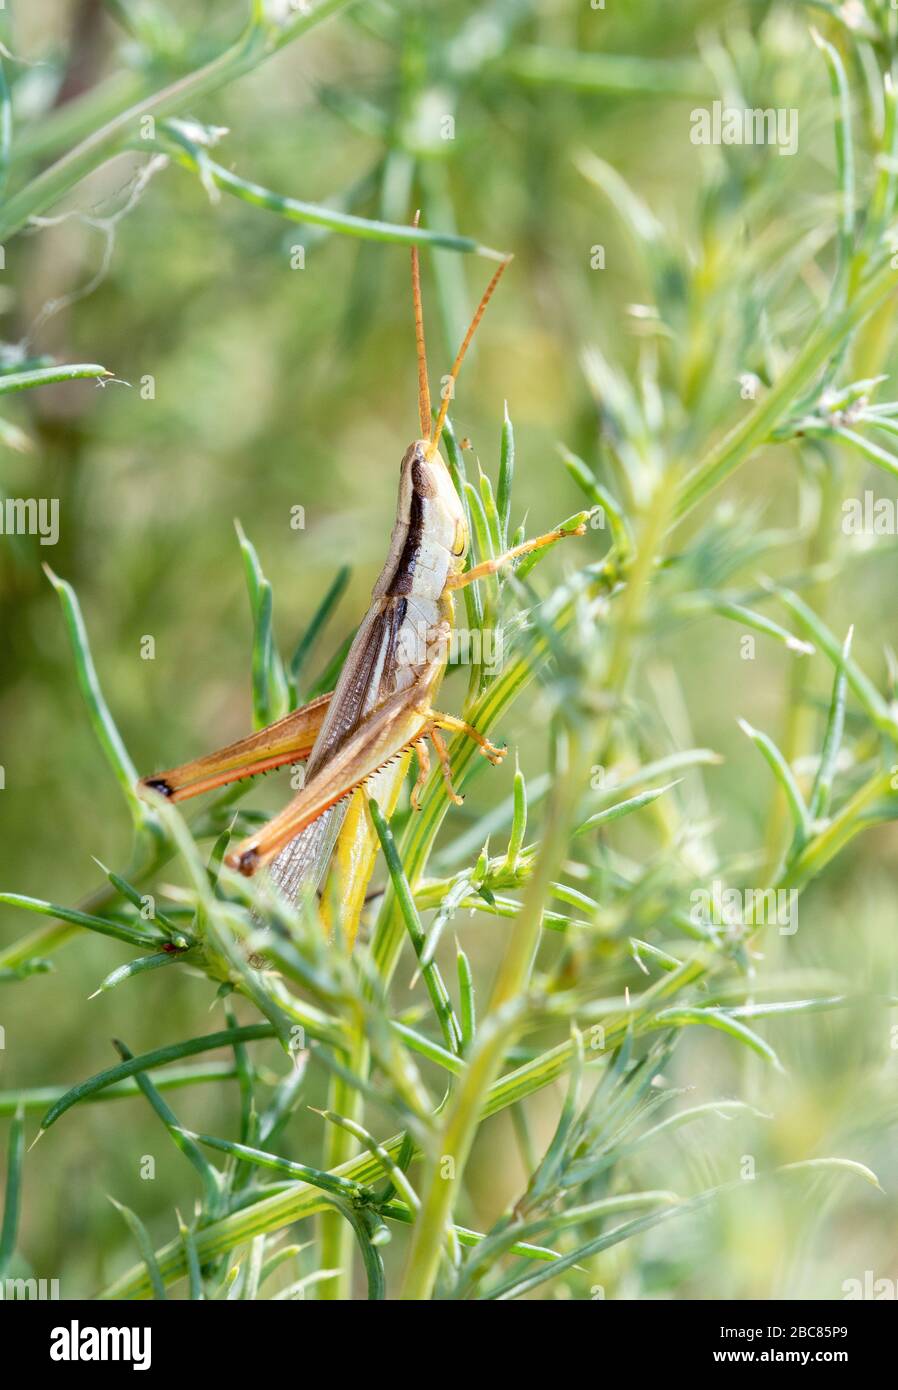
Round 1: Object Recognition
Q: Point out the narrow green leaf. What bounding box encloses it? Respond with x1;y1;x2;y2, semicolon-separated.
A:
778;1157;882;1192
381;1200;564;1263
207;827;232;888
0;959;53;983
508;48;706;98
259;1242;307;1290
738;719;810;844
456;944;476;1053
0;893;162;951
0;364;110;394
306;629;355;700
809;626;853;821
94;861;185;942
314;1110;419;1212
368;798;462;1054
177;1212;204;1301
91;951;181;997
236;522;290;728
497;404;514;547
186;1130;365;1201
289;565;351;690
463;478;499;672
271;1269;342;1299
558;444;630;555
526;1030;583;1207
39;1025;277;1132
43;567;150;829
108;1198;167;1300
487;1187;720;1300
0;1062;239;1116
811;28;855;286
650;1007;785;1073
442;421;484;642
503;759;528;870
161;136;505;257
478;468;502;561
224;999;255;1150
515;512;590;581
113;1041;223;1213
419;873;473;972
612;1099;772;1166
630;939;683;975
835;425;898;478
701;599;814;655
775;585;893;732
574;781;681;837
258;1064;307;1148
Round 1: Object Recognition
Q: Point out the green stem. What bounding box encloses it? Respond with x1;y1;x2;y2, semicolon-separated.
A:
318;1033;368;1300
399;727;588;1300
763;452;840;875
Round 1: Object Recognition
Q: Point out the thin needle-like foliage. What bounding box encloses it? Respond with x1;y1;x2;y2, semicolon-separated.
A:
1;2;897;1303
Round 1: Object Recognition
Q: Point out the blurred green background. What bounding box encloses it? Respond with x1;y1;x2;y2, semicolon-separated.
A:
1;0;897;1298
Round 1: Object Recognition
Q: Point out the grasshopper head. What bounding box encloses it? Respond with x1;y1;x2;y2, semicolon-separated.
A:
402;225;509;584
374;440;467;603
402;439;468;564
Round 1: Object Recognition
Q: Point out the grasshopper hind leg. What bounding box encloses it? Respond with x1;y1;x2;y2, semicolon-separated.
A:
137;692;333;803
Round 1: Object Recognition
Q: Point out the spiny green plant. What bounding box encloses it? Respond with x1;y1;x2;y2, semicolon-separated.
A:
2;6;898;1300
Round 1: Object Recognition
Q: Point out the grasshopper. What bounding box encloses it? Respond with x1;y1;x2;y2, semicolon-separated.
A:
139;227;584;916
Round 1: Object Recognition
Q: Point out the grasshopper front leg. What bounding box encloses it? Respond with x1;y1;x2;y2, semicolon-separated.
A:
138;692;332;802
445;521;587;590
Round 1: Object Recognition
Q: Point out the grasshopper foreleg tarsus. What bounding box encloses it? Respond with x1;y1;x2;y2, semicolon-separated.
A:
427;711;507;766
446;522;587;591
411;737;431;812
428;727;464;806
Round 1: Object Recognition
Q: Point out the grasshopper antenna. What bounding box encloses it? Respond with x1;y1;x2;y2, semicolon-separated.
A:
411;211;432;439
427;253;512;461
